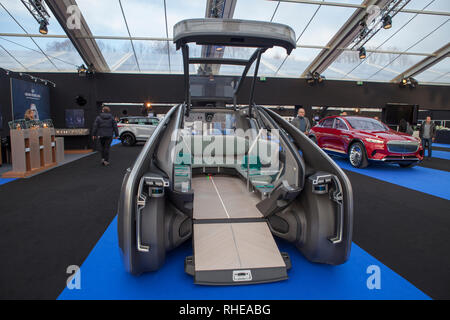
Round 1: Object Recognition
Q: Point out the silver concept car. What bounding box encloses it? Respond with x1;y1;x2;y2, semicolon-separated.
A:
118;19;353;285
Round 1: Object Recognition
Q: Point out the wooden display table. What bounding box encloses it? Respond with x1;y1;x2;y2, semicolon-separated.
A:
2;127;58;178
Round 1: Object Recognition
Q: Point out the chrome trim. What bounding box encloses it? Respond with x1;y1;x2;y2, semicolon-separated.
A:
372;157;420;162
386;140;419;153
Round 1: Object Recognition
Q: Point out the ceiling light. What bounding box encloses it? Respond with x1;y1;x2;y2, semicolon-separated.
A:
216;46;224;52
39;20;48;35
383;15;392;30
359;47;366;60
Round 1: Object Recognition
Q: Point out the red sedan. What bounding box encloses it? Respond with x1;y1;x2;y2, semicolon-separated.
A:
309;116;424;168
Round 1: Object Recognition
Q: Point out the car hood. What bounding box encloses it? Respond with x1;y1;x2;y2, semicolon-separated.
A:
357;130;419;142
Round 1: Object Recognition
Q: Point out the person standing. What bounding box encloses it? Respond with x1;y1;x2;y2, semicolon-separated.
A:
291;108;311;134
419;116;436;160
92;106;119;166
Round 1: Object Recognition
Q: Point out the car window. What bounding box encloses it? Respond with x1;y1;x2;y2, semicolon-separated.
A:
321;118;334;128
334;119;348;130
346;117;388;131
136;118;148;125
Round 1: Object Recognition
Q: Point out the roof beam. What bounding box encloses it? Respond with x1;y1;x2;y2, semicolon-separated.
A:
45;0;110;72
391;43;450;83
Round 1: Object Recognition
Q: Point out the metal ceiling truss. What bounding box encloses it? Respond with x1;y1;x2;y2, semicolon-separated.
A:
301;0;386;77
272;0;450;16
21;0;50;25
349;0;411;50
391;43;450;83
200;0;237;75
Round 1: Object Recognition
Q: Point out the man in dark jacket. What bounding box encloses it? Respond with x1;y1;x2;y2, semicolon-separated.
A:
419;116;436;160
291;108;311;134
92;106;119;166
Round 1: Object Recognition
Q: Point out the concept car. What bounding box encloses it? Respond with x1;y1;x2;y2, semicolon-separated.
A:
117;19;353;285
309;116;424;168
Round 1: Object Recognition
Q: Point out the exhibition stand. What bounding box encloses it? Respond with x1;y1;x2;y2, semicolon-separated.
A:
2;119;58;178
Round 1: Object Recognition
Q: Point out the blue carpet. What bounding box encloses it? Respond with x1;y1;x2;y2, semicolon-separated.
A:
0;178;16;185
434;143;450;149
334;158;450;200
58;216;428;300
431;150;450;160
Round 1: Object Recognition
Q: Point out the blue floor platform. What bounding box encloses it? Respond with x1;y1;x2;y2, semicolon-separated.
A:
333;158;450;200
0;178;16;185
433;143;450;149
58;216;429;300
430;150;450;160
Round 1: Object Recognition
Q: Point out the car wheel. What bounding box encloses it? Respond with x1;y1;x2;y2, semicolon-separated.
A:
349;142;369;168
121;133;136;146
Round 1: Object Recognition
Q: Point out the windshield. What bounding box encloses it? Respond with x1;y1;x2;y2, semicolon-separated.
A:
346;117;388;131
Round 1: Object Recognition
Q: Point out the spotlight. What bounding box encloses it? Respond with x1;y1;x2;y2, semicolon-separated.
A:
313;72;325;83
359;47;366;59
399;77;418;88
145;102;152;109
77;64;87;77
39;20;48;35
400;78;408;86
383;15;392;29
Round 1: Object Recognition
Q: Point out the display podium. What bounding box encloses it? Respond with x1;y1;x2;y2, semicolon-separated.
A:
2;120;58;178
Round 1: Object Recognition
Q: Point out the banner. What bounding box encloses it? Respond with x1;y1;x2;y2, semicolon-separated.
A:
11;78;51;121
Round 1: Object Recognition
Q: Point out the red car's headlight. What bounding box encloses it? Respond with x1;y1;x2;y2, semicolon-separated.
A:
365;138;384;144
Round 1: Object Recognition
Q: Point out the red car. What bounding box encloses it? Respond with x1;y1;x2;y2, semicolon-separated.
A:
309;116;424;168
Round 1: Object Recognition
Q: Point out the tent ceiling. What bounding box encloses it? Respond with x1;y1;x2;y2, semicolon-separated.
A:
0;0;448;85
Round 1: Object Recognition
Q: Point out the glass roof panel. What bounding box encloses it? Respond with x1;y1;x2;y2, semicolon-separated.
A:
274;48;322;78
120;0;166;37
0;44;23;70
166;0;205;38
233;0;278;21
95;39;138;72
414;57;450;84
296;6;357;46
133;40;172;73
76;0;129;37
0;36;57;71
271;3;319;39
31;37;84;71
403;0;450;11
325;51;425;81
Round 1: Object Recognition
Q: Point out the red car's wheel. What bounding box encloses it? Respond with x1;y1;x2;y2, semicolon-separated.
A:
349;142;369;168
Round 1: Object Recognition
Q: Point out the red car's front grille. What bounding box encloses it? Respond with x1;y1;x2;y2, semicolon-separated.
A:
386;141;419;153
